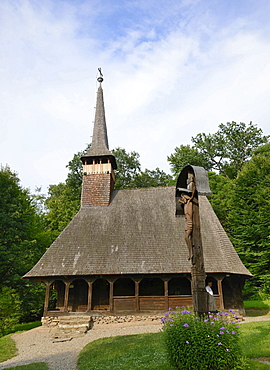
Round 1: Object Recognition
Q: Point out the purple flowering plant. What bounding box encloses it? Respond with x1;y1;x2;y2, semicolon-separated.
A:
162;307;246;369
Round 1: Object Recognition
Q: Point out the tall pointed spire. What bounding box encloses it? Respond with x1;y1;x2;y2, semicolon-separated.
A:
80;69;117;207
81;69;116;169
88;85;110;155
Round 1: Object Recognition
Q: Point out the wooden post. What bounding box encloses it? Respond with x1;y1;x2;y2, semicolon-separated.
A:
135;280;140;312
109;281;114;312
64;281;71;312
164;279;169;311
44;282;51;316
217;279;224;310
191;193;208;314
87;281;93;312
177;166;212;316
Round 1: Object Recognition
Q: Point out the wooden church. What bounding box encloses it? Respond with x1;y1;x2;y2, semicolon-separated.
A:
23;73;251;318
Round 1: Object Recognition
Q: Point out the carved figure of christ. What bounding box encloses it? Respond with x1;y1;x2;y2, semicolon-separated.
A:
179;192;194;260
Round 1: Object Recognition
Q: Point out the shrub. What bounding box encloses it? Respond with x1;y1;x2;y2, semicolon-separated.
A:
0;287;21;337
162;307;248;370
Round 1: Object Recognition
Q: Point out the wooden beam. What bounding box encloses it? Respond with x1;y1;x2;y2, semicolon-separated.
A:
135;280;140;312
191;193;208;314
217;279;224;310
44;282;51;316
87;281;93;311
164;280;169;311
109;281;114;312
64;282;71;312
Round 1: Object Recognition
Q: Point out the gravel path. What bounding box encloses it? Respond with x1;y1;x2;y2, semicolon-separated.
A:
0;322;162;370
0;315;269;370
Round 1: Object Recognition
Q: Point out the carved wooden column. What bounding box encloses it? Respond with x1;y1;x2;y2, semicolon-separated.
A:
134;279;141;312
176;166;211;315
191;193;208;314
109;281;114;312
164;279;169;311
63;281;71;312
87;281;93;312
44;282;51;316
217;278;224;310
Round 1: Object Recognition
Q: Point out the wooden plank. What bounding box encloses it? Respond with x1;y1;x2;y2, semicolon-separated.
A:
113;298;136;311
77;305;88;312
92;304;110;310
168;296;193;309
139;297;165;311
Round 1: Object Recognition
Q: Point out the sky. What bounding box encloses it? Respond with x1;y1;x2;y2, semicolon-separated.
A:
1;0;270;193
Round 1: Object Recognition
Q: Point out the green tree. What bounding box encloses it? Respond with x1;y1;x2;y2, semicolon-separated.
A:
168;144;211;178
168;122;269;179
112;147;141;189
207;172;234;229
45;182;81;238
0;287;21;336
0;166;48;286
192;121;269;178
227;146;270;298
131;168;173;188
0;166;50;323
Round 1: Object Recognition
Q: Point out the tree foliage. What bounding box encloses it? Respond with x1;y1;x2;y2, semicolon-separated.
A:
0;166;50;325
0;287;21;336
112;147;173;188
168;121;269;179
112;147;141;189
168;144;212;177
226;146;270;298
0;166;49;286
131;168;173;188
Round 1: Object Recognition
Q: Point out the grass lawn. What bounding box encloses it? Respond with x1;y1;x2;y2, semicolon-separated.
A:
240;321;270;359
78;332;172;370
0;322;42;364
12;321;42;334
0;334;17;363
78;321;270;370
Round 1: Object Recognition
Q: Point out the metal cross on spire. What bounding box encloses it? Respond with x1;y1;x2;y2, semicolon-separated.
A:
97;67;103;84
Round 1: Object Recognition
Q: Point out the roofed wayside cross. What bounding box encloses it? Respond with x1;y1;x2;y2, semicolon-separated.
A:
176;165;212;314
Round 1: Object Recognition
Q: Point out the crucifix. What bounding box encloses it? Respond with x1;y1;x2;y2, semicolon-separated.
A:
176;165;212;314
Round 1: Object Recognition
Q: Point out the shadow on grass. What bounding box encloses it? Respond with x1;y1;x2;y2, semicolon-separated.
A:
249;359;270;369
2;363;48;370
244;301;270;317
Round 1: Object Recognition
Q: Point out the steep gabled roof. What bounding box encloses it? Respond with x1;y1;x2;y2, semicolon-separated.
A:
24;186;251;278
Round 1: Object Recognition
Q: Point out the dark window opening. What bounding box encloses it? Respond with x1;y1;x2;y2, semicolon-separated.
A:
114;278;135;296
139;278;164;296
169;277;191;295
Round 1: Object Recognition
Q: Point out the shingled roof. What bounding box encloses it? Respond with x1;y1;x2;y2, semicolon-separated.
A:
24;186;251;279
81;85;116;168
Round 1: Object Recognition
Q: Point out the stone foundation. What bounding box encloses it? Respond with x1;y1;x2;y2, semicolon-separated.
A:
42;314;162;328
